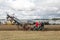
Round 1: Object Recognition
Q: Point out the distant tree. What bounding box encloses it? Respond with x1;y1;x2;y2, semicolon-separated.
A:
52;18;60;20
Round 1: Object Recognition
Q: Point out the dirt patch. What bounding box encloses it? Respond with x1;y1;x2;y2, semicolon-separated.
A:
44;25;60;31
0;25;60;31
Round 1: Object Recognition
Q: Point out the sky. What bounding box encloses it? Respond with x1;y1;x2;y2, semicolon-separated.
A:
0;0;60;19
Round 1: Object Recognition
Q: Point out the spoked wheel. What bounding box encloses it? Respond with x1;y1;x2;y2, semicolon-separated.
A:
33;26;44;31
39;26;44;31
33;26;39;31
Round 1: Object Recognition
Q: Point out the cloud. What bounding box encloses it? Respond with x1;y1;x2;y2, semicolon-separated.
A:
0;0;60;19
5;0;35;10
33;0;60;18
0;0;4;3
6;0;60;19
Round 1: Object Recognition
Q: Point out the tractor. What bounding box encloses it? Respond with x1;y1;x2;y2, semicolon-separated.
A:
6;14;44;31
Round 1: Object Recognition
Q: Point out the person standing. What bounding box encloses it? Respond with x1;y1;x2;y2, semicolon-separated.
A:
35;21;39;27
34;21;39;30
39;22;44;30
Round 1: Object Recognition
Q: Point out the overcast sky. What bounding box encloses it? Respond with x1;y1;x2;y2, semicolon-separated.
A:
0;0;60;19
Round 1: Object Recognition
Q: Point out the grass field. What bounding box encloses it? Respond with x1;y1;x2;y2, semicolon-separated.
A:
0;25;60;40
0;31;60;40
